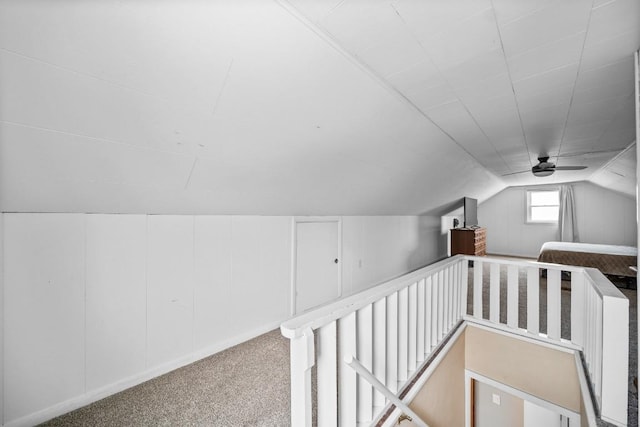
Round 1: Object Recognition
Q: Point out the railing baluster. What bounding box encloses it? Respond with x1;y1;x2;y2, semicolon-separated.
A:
357;305;373;422
318;322;337;427
489;263;500;323
461;260;468;317
430;274;438;350
585;287;593;371
373;298;387;411
546;269;561;340
398;287;409;381
595;294;603;404
438;270;445;339
444;267;451;329
290;329;314;427
408;283;418;373
570;272;585;347
447;266;454;328
526;267;540;335
398;288;409;381
425;276;433;354
452;263;459;323
386;293;398;394
339;312;357;426
473;260;483;319
506;265;518;329
416;279;425;363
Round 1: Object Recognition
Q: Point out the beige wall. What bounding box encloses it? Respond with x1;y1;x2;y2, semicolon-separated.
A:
409;332;466;427
408;325;583;425
465;326;581;412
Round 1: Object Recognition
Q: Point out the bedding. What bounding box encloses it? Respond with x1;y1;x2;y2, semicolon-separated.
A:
537;241;638;278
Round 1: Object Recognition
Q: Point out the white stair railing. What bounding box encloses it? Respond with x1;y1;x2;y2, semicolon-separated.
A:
281;255;629;427
281;256;467;426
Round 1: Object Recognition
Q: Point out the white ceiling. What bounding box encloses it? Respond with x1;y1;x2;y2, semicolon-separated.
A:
0;0;637;215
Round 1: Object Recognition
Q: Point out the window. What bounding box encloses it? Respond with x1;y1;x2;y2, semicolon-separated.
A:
526;190;559;223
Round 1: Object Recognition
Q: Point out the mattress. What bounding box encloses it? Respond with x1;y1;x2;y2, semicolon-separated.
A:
537;241;638;277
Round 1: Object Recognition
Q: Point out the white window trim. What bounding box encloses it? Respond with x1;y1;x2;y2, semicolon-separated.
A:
526;189;559;224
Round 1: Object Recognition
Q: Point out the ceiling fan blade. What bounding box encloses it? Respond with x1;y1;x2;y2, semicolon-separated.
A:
554;166;587;170
501;170;530;176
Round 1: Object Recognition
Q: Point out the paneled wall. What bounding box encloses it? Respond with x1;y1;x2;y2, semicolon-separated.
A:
479;182;637;258
2;213;442;425
0;212;4;426
341;215;442;296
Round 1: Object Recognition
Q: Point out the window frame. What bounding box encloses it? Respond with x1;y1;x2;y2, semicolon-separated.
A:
525;189;560;224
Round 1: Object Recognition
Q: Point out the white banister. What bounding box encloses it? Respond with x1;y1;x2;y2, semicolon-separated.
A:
344;354;429;427
282;255;628;427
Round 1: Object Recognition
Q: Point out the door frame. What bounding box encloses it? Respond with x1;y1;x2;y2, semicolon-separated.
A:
291;217;343;316
465;370;580;427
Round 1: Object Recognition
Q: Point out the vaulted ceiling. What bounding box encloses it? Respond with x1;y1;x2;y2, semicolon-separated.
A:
0;0;638;215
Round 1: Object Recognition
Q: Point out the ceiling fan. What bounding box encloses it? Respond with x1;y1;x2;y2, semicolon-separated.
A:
531;156;587;177
503;156;588;177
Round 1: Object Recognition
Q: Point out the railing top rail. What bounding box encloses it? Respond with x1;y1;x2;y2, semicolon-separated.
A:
281;254;629;339
581;267;629;300
464;255;586;272
281;255;463;339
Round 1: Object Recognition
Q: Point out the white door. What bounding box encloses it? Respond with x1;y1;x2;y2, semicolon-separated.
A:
295;220;341;314
523;401;562;427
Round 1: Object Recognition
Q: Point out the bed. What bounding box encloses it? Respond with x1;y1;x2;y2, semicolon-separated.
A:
537;241;638;278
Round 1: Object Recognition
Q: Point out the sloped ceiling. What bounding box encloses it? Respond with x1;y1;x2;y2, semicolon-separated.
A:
0;0;637;215
589;143;637;197
285;0;639;186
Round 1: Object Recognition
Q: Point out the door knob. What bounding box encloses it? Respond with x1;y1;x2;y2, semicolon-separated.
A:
334;258;339;264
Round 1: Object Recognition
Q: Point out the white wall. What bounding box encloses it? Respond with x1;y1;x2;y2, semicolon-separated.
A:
479;182;637;258
2;213;442;426
341;215;442;296
0;212;4;427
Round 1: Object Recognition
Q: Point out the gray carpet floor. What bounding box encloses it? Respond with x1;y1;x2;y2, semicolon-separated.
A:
43;330;291;426
43;262;638;427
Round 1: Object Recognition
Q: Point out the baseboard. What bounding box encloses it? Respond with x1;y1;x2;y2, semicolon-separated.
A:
3;319;284;427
